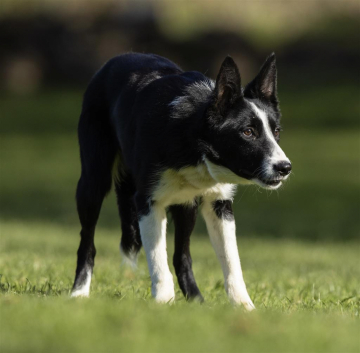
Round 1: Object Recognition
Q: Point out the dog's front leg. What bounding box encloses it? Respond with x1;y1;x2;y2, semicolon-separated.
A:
201;199;255;311
137;200;175;303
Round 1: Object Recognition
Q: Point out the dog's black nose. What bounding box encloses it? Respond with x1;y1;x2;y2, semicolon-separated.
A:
274;161;292;176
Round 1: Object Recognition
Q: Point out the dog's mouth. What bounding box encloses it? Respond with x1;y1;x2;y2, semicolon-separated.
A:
264;179;282;187
252;177;284;190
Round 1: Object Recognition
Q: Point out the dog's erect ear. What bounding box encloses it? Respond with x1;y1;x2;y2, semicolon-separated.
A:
244;53;278;107
214;56;242;115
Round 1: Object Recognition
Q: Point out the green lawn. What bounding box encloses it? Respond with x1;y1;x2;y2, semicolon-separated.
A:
0;90;359;352
1;220;359;353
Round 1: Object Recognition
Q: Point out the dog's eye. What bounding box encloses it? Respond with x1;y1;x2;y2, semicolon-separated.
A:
274;128;281;138
243;128;254;137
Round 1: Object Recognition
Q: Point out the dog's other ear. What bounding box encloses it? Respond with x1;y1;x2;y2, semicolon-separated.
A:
214;56;242;115
244;53;278;107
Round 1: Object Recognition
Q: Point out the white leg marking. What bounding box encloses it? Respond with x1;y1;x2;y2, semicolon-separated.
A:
201;201;255;311
139;206;175;303
70;268;92;298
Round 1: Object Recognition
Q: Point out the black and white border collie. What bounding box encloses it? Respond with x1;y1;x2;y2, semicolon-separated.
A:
71;53;291;310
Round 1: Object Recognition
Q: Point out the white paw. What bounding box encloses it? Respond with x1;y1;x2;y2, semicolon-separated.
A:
70;277;91;298
228;291;255;310
241;298;256;311
152;279;175;303
226;281;255;311
71;269;92;298
70;289;90;298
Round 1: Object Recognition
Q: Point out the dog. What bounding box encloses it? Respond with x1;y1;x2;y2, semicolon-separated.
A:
70;53;291;310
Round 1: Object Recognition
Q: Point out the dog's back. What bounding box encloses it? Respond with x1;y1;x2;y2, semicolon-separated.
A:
78;53;184;162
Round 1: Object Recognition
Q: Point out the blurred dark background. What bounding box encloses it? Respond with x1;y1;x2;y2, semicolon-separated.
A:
0;0;359;241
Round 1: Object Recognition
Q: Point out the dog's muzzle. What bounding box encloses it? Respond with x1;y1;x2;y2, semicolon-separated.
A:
253;160;292;189
273;161;292;176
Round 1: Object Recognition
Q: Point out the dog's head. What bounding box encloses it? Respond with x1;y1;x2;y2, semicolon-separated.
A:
203;54;291;190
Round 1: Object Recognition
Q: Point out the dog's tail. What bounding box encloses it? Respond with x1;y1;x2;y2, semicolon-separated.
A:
113;157;142;268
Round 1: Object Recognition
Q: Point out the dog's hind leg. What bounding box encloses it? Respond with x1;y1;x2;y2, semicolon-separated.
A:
170;203;204;302
71;109;117;298
201;199;255;311
115;171;142;266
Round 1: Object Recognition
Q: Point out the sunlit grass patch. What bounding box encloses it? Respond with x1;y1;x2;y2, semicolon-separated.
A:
0;220;359;353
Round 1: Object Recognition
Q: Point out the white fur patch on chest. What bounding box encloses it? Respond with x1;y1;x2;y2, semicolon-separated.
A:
152;163;236;207
204;158;253;185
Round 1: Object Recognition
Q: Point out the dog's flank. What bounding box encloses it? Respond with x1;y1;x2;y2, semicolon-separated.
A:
71;52;291;310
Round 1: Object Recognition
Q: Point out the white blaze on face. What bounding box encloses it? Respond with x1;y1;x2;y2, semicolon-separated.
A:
249;102;290;176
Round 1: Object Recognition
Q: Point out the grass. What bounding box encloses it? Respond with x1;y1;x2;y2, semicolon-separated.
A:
0;89;359;352
1;220;359;353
